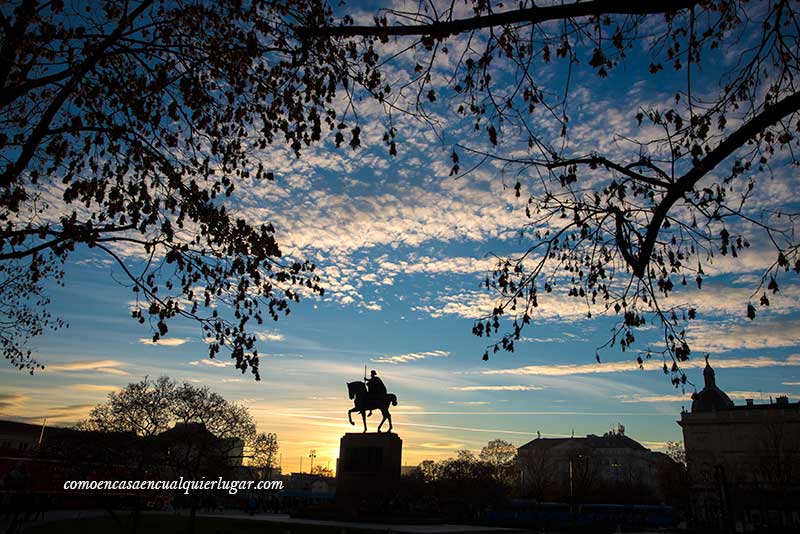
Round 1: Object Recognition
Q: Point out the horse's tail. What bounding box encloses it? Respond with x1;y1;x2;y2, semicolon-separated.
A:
389;393;397;406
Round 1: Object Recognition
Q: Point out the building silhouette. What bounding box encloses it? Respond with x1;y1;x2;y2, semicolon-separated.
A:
0;418;245;494
517;426;671;504
679;358;800;532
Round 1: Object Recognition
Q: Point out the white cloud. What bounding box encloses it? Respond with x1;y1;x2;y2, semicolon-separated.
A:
381;255;498;276
484;354;800;377
616;391;792;403
449;385;544;391
614;393;688;404
412;282;800;324
45;360;129;376
188;359;229;368
412;291;497;319
371;350;450;364
688;319;800;353
137;337;189;347
265;177;523;258
361;301;383;311
256;331;285;342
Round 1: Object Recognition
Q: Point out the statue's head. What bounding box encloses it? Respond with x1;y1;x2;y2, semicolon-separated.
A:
370;370;377;377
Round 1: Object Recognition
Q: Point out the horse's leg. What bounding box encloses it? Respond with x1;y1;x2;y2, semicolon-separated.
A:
348;407;356;425
361;410;367;433
378;405;389;433
379;407;391;432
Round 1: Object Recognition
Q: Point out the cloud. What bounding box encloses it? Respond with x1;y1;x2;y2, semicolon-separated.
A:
21;404;96;424
640;441;671;450
0;393;27;411
483;354;800;377
271;410;542;436
45;360;129;376
614;393;689;404
521;336;567;344
616;391;792;403
449;385;544;391
687;319;800;353
263;176;523;259
67;384;120;394
783;382;800;386
371;350;450;364
420;442;465;450
188;359;229;368
412;281;800;324
445;401;491;405
381;255;498;276
137;337;190;347
412;291;496;319
256;331;285;342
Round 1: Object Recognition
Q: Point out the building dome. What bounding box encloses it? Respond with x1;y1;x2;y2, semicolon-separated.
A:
691;356;734;412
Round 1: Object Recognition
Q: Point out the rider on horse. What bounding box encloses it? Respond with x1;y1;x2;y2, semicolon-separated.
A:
348;370;397;433
366;369;386;401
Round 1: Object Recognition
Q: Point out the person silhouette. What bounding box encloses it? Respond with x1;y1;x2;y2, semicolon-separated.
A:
365;369;387;400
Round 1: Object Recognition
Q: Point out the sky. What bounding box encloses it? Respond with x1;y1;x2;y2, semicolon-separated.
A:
2;0;799;475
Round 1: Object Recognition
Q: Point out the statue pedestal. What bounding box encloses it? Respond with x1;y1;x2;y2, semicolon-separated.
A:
335;432;402;507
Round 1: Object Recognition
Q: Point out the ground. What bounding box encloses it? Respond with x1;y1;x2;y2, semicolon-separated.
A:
20;510;526;534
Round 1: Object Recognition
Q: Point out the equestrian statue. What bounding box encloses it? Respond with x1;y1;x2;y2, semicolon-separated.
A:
347;369;397;433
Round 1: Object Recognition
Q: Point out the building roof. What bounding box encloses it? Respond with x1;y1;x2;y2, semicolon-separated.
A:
519;433;648;452
0;420;44;436
0;419;78;439
690;356;734;413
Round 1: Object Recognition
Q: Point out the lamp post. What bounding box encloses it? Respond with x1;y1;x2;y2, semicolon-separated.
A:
309;449;317;475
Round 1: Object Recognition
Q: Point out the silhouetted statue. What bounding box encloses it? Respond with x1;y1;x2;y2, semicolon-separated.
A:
366;369;387;398
347;371;397;432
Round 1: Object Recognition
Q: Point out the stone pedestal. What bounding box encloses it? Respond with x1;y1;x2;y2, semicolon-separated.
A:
335;432;402;506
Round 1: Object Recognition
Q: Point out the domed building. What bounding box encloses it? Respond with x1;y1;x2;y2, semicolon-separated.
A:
690;356;734;413
679;357;800;532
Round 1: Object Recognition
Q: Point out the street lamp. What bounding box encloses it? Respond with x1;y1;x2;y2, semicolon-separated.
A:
309;449;317;474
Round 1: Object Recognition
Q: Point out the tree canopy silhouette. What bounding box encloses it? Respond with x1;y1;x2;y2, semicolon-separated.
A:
3;0;799;384
77;375;278;471
0;0;351;377
309;0;800;383
75;376;278;532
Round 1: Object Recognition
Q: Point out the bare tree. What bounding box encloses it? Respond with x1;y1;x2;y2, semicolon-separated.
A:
77;376;276;533
250;432;280;480
757;418;800;501
479;438;518;485
518;447;557;501
568;446;601;504
310;464;333;477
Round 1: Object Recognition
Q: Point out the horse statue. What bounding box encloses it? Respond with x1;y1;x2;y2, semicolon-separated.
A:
347;381;397;433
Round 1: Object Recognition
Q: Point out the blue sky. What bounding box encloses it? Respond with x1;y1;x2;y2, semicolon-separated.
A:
2;0;799;474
